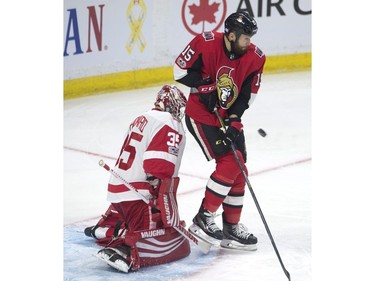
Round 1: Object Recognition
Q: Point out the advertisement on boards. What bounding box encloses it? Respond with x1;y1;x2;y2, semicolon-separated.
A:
64;0;311;80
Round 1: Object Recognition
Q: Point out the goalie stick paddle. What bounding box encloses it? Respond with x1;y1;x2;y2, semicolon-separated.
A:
213;108;291;281
98;160;212;254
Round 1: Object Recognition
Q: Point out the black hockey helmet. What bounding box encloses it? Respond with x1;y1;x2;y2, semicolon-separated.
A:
224;12;258;37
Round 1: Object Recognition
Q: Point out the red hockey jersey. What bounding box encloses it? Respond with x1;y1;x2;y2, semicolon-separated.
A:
174;31;266;127
107;109;186;203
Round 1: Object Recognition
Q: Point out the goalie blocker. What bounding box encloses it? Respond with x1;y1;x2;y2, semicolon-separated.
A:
85;178;191;272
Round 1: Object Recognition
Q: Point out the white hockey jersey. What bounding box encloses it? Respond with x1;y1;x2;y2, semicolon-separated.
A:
107;109;186;203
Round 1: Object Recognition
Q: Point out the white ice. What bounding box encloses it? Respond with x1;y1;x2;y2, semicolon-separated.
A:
63;71;311;280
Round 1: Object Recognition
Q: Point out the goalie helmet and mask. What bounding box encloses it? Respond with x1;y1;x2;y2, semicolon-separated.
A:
154;85;187;121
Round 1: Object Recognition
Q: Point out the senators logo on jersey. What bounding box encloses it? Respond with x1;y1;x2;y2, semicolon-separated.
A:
216;66;238;109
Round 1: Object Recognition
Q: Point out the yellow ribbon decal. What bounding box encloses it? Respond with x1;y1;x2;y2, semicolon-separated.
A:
126;0;147;54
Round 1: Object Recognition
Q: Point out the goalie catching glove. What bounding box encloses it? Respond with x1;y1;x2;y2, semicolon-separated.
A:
222;117;243;145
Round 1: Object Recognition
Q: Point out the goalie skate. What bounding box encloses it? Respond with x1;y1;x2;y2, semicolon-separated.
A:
96;247;131;273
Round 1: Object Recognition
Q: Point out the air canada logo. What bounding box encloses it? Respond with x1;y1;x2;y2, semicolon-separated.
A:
182;0;227;36
216;66;238;109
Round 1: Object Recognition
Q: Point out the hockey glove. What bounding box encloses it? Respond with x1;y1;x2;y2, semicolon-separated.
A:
195;77;216;94
222;117;243;145
209;91;219;112
146;174;161;189
195;78;219;113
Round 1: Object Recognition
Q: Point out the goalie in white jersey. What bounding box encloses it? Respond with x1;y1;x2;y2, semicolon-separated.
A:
84;85;190;273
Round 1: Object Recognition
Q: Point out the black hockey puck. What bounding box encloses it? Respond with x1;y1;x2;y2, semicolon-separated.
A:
258;128;267;137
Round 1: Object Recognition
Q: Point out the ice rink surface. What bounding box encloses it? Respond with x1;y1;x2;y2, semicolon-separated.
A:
63;71;311;280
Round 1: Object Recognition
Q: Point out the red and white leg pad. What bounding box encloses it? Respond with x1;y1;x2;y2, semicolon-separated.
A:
157;177;181;227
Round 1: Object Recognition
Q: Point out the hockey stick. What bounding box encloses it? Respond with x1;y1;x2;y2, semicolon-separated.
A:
213;108;291;281
98;160;212;254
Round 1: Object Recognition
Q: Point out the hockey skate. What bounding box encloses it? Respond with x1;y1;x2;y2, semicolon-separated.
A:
220;214;257;251
96;246;131;273
84;225;112;240
188;206;223;247
84;225;97;238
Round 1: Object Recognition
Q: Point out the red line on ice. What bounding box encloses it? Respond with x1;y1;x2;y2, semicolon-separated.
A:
64;146;311;196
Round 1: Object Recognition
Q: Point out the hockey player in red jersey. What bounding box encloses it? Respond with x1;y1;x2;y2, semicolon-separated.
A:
84;85;191;272
174;12;266;250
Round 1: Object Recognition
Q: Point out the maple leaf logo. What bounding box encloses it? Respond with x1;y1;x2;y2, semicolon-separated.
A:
189;0;220;25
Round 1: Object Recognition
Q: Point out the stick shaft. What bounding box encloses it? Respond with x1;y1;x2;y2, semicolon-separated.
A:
214;109;291;280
